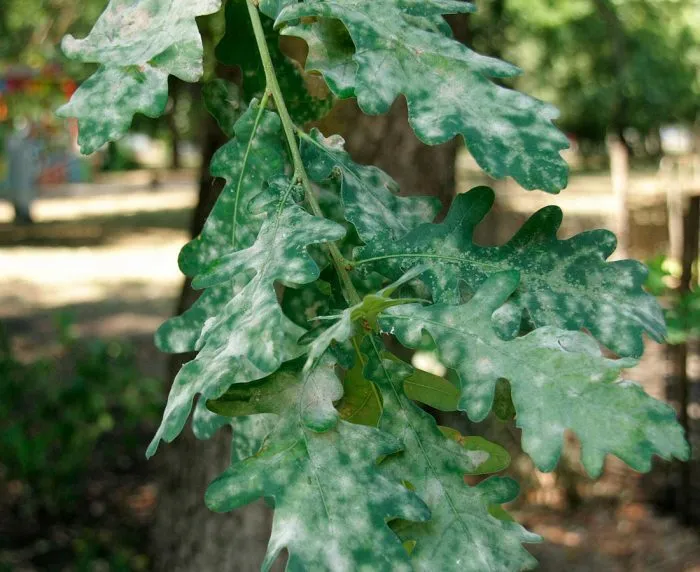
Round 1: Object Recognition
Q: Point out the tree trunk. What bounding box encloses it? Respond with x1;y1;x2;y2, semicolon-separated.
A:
151;114;280;572
151;16;469;570
331;98;460;215
168;78;183;171
593;0;631;259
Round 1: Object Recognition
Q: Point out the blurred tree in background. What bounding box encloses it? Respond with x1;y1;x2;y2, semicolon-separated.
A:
474;0;700;149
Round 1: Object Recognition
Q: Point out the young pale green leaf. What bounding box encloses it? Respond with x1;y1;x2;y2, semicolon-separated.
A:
58;0;221;153
155;103;286;355
358;186;664;358
304;266;428;371
217;0;333;122
277;0;569;192
381;272;689;477
335;358;382;427
401;363;460;412
147;191;346;457
300;129;441;242
361;341;539;571
438;427;511;475
206;358;429;571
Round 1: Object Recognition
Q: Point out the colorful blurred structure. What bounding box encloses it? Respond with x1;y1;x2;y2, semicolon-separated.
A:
0;65;91;222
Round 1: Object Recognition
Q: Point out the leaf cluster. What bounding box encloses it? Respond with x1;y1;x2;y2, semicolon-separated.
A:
60;1;689;570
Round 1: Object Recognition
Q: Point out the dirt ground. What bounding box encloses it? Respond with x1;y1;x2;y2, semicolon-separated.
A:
2;175;699;571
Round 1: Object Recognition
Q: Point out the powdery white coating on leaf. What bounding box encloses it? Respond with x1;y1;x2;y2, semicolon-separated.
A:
206;416;430;572
155;105;286;355
147;197;346;457
58;0;222;153
301;129;441;242
361;342;539;571
300;355;344;431
61;0;220;69
57;65;169;155
305;311;354;372
229;415;279;463
205;361;429;569
380;272;689;477
278;0;569;192
357;186;665;358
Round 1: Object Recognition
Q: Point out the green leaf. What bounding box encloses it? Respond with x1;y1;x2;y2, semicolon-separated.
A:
304;266;427;370
281;5;459;100
398;359;460;412
206;363;302;418
192;400;276;463
57;66;169;155
282;17;358;98
381;272;690;477
155;102;286;354
493;379;516;422
299;354;345;431
278;0;569;192
147;184;346;457
207;417;430;571
229;415;279;463
335;357;382;427
358;186;664;358
301;129;441;242
438;426;511;475
203;79;247;138
57;0;221;153
217;0;333;122
209;354;343;432
192;399;233;440
282;280;335;328
259;0;297;19
665;289;700;345
206;357;430;571
361;341;539;570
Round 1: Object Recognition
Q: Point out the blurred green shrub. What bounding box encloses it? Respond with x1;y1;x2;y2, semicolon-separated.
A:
645;254;700;345
0;318;161;515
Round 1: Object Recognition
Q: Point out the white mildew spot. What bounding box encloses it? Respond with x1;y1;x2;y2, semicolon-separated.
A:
476;357;493;375
467;450;490;467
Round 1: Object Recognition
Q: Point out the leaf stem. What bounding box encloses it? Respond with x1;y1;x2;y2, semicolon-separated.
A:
246;0;361;305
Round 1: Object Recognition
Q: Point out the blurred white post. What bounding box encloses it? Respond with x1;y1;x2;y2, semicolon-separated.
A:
608;134;629;259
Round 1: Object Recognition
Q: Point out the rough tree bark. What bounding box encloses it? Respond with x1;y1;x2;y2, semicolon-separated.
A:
150;15;470;572
167;78;183;171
